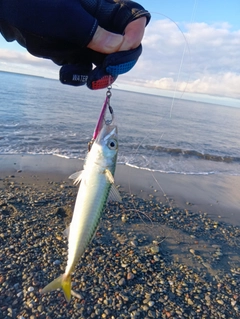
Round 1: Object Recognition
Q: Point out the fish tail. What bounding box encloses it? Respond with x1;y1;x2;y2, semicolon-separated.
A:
41;274;72;302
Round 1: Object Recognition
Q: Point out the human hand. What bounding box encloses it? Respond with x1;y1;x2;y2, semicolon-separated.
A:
85;17;148;89
119;17;147;51
61;14;148;90
87;17;147;54
0;0;150;89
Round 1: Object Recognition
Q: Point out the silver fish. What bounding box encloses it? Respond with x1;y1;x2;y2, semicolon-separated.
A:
41;120;121;302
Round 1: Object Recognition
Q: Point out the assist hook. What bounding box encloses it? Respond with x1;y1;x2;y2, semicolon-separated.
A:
88;86;114;151
104;85;114;125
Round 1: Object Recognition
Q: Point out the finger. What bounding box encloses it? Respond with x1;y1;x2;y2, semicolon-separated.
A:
87;26;124;54
119;17;147;51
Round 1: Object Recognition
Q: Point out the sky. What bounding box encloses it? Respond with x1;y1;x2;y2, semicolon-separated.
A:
0;0;240;105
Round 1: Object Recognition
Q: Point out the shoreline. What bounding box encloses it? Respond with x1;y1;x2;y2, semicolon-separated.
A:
1;154;240;318
0;154;239;226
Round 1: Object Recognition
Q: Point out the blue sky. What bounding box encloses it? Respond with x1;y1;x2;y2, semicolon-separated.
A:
142;1;240;29
0;1;240;104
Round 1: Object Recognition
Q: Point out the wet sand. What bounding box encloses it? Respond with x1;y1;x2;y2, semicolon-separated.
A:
0;154;240;318
1;154;240;225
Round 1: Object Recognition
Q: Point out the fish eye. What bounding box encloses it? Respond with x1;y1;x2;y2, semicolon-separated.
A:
107;138;118;150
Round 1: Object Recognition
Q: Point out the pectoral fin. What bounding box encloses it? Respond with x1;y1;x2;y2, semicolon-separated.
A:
104;169;122;202
104;169;115;184
69;170;84;185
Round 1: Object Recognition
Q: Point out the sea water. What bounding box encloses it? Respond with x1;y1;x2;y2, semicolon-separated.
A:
0;71;240;176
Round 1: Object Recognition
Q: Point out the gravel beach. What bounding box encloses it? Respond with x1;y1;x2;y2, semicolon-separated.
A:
0;155;240;319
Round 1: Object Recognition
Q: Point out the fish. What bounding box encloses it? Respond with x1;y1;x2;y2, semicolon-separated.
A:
41;117;121;302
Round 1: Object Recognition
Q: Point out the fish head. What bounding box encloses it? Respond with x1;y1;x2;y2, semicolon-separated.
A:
95;122;118;161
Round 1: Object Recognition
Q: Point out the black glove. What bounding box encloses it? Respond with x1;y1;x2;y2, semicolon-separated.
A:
0;0;150;89
80;0;151;34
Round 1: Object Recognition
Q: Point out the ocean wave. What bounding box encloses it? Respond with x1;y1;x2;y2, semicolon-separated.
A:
134;144;240;164
125;162;240;176
53;154;71;159
1;150;239;176
0;123;19;128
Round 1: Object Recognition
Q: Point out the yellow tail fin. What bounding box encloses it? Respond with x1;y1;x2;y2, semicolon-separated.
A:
41;274;72;302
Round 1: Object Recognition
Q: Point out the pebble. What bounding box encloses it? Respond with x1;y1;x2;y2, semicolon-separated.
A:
118;278;126;286
187;298;194;305
150;246;159;254
0;180;240;319
148;301;155;307
142;305;149;311
130;240;138;247
127;272;135;280
7;307;13;315
231;300;237;307
37;305;44;312
217;299;224;305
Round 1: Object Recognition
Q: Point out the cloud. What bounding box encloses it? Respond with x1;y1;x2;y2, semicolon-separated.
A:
145;73;240;99
1;19;240;99
0;48;58;77
123;19;240;99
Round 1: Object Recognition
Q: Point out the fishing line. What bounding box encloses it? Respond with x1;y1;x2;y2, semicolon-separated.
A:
124;2;198;221
126;11;191;172
146;1;198;196
145;2;198;172
169;0;198;117
126;7;194;164
148;10;194;118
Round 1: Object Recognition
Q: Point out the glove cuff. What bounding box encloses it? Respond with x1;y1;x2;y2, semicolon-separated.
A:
87;44;142;90
87;70;117;90
59;63;92;86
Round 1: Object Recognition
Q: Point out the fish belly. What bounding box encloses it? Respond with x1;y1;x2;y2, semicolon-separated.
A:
65;170;109;274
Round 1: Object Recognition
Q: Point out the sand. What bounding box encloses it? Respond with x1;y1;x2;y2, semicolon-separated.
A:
1;154;240;318
1;154;239;226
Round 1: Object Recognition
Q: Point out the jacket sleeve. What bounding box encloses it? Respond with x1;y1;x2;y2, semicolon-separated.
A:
0;0;98;48
0;0;150;63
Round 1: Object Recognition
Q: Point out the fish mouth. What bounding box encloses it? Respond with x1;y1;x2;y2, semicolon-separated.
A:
103;125;117;141
95;122;118;144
